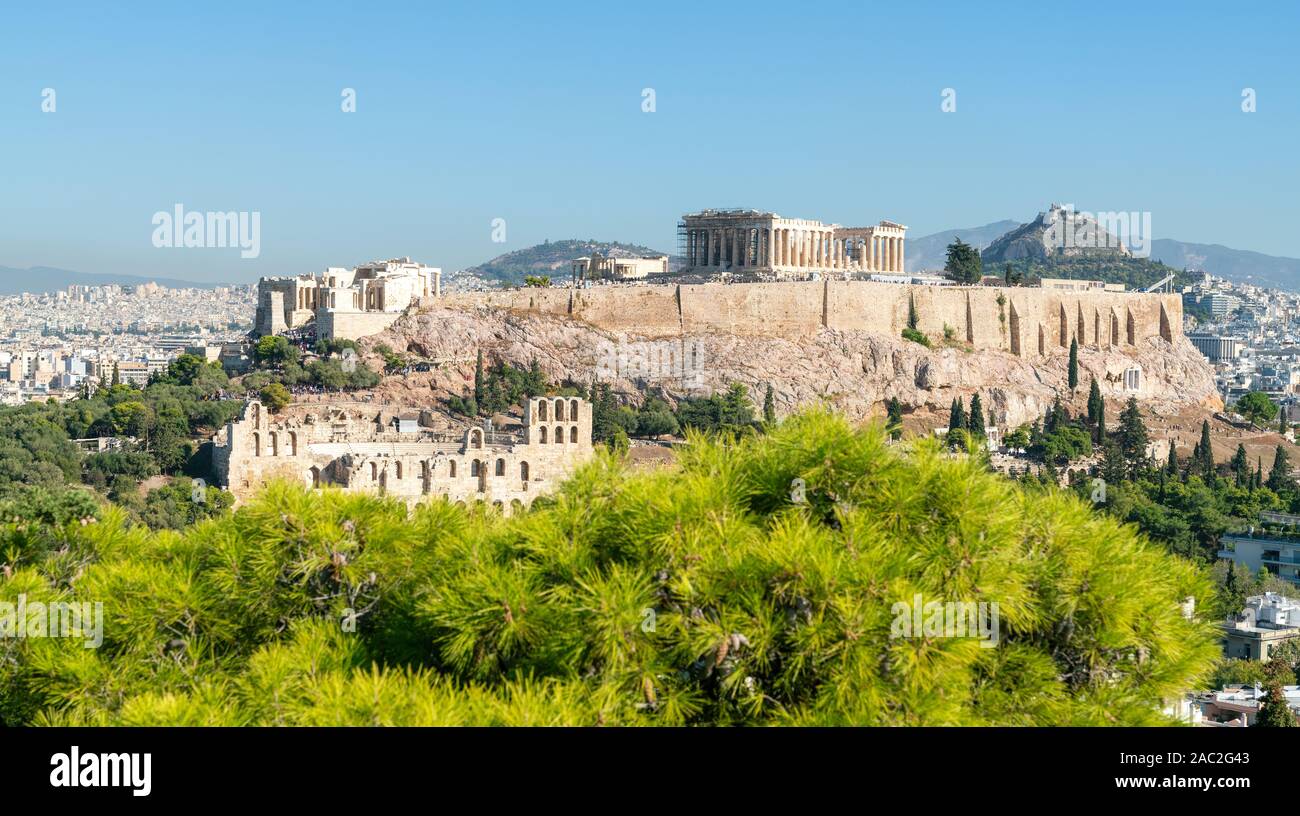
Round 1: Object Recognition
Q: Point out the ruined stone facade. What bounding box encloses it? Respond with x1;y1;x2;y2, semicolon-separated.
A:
679;209;907;279
571;254;669;282
254;257;441;341
212;396;593;513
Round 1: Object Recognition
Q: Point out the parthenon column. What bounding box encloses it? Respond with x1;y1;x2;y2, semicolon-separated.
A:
898;237;905;273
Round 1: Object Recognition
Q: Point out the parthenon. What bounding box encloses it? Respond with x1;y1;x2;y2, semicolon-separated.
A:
679;209;907;279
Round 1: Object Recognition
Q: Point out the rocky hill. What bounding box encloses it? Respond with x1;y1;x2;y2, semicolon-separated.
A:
464;239;671;287
362;301;1221;433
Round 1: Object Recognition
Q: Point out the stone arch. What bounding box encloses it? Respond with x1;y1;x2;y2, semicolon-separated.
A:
308;466;320;488
288;430;297;456
1159;303;1172;342
251;402;261;429
252;432;261;457
369;461;378;481
554;426;563;444
469;428;483;449
510;499;524;515
495;458;505;476
471;459;480;477
493;500;504;513
570;426;578;444
538;400;548;421
269;431;278;457
520;461;529;482
570;398;579;418
1008;302;1021;356
449;460;457;478
554;399;565;421
395;461;403;480
1126;308;1136;345
539;426;547;443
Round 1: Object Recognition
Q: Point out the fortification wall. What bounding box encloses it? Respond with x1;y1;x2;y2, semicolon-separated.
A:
432;280;1182;355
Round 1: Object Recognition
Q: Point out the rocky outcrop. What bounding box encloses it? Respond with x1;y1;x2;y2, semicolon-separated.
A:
365;303;1221;431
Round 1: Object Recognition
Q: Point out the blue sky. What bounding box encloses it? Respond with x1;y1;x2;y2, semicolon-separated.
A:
0;0;1295;283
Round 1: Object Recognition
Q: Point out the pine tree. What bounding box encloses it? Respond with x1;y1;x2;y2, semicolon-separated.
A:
1257;655;1297;728
1067;337;1079;391
968;393;986;440
763;384;776;424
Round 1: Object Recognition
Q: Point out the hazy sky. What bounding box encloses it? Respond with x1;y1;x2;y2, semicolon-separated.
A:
0;0;1295;283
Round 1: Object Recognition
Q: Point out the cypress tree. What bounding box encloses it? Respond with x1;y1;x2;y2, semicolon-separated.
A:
1232;443;1249;487
473;349;485;406
948;398;965;434
1198;420;1215;484
1068;338;1079;391
968;393;986;440
1118;397;1149;480
1269;445;1294;493
886;397;903;440
763;384;776;425
907;291;919;331
1166;439;1178;477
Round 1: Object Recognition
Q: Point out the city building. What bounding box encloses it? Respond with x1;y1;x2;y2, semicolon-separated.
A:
1222;592;1300;660
1218;511;1300;588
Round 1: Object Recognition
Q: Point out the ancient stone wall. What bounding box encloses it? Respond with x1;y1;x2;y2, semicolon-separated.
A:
212;397;594;512
434;280;1181;356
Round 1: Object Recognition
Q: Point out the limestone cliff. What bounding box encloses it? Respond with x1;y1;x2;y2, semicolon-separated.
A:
366;303;1221;431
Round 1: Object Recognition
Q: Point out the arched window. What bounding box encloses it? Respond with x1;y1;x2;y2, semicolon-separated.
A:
288;431;297;456
520;461;530;481
539;426;547;443
555;399;565;421
395;461;403;479
554;426;563;444
470;429;483;449
471;459;480;477
308;466;320;488
570;399;579;418
495;458;505;476
269;431;278;457
449;460;457;477
370;462;378;480
252;432;261;457
570;426;578;444
539;400;548;421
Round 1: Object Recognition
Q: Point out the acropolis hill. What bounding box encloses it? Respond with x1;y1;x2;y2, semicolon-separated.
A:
364;278;1220;434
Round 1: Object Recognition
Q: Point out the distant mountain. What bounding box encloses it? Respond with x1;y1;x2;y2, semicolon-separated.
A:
911;211;1300;292
905;220;1019;272
1148;240;1300;291
0;266;223;295
981;204;1133;265
465;239;670;286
